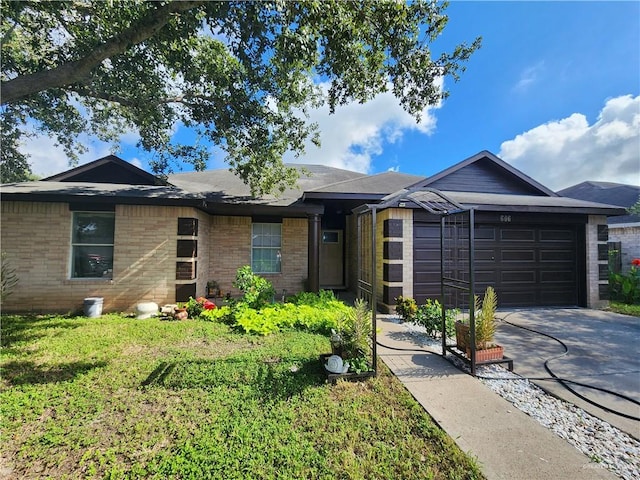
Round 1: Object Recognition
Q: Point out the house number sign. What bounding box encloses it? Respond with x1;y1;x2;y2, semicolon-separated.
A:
500;215;512;223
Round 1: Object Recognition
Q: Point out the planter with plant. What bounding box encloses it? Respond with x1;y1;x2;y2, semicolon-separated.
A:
323;298;375;379
455;286;504;362
206;280;220;298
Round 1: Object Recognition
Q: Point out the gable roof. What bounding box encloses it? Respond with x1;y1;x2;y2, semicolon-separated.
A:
558;181;640;224
409;150;557;197
43;155;167;186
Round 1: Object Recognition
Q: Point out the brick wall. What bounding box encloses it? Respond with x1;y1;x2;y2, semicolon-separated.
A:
0;201;204;313
206;215;308;298
376;208;414;313
585;215;609;309
609;224;640;273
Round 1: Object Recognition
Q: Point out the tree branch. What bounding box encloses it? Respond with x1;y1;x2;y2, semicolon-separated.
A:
70;85;224;109
1;0;205;105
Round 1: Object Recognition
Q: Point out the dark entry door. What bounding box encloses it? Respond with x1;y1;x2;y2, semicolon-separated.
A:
414;222;581;307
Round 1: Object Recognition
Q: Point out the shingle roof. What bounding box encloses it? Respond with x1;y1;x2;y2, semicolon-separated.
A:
306;171;424;195
443;191;626;214
558;181;640;223
167;164;367;207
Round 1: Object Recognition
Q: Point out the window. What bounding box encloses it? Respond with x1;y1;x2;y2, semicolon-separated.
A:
71;212;115;278
251;223;281;273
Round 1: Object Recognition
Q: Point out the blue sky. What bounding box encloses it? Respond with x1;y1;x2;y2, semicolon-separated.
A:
27;1;640;191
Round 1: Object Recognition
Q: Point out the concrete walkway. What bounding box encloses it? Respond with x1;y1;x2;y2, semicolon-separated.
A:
376;316;617;480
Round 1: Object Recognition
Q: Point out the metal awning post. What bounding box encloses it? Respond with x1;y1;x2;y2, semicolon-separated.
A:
371;207;377;374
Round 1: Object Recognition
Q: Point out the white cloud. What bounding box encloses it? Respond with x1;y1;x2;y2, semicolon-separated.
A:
22;132;113;178
499;94;640;190
513;61;545;92
285;81;442;173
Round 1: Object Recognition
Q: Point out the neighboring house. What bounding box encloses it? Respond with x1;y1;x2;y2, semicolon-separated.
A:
558;182;640;273
0;151;624;314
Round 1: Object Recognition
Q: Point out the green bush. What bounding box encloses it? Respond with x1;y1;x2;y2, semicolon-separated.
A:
395;295;417;322
414;299;457;339
207;291;352;336
609;262;640;305
233;265;275;309
200;305;233;323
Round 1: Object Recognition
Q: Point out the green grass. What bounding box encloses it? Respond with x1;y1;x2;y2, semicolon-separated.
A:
1;313;483;479
607;301;640;317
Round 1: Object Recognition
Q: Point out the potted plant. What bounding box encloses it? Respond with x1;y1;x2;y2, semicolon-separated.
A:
207;280;220;298
323;298;374;377
455;286;504;362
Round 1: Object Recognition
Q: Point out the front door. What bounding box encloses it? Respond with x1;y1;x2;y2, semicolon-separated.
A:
320;230;344;288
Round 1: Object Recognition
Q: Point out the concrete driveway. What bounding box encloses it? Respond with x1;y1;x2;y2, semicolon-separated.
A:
494;308;640;439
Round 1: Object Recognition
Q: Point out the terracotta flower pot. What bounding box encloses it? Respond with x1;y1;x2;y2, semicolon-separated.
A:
467;345;504;362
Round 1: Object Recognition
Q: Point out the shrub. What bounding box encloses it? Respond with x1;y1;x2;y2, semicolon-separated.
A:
414;299;457;339
200;305;233;323
206;290;351;336
609;259;640;305
185;296;216;318
233;265;275;309
395;295;417;322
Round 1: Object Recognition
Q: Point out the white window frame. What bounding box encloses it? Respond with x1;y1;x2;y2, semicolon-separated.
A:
251;222;282;273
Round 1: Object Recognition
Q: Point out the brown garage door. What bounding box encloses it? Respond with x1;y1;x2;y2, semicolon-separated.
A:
414;222;581;307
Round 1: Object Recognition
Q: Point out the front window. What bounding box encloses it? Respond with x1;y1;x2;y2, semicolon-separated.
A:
251;223;281;273
71;212;115;278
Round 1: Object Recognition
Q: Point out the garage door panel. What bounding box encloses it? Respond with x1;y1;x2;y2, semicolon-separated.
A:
414;248;440;261
414;225;439;239
475;270;496;283
538;288;577;305
540;229;574;242
540;270;575;283
475;226;496;240
414;221;580;307
502;250;535;262
475;249;496;262
501;290;537;306
540;250;574;262
501;271;536;283
501;229;535;241
414;271;439;284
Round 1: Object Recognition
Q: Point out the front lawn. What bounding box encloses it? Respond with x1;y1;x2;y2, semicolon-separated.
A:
1;313;483;479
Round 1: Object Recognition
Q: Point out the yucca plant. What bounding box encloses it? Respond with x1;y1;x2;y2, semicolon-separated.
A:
474;286;497;350
339;298;372;359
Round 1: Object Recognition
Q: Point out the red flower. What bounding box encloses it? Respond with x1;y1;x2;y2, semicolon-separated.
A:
203;300;216;310
632;258;640;267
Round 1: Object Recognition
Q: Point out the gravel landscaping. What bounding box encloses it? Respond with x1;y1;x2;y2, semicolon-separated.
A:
394;319;640;480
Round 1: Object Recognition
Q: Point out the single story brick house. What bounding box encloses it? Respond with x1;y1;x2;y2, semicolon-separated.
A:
0;151;624;313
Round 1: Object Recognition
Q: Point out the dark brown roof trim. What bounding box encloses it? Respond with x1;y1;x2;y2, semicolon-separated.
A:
43;155;168;186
